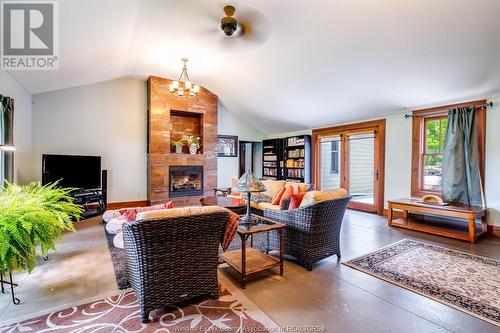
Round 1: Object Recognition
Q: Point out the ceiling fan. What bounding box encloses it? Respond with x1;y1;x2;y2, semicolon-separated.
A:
196;4;271;52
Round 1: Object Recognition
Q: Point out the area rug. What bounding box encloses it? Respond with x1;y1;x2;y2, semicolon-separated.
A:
343;239;500;326
0;274;281;333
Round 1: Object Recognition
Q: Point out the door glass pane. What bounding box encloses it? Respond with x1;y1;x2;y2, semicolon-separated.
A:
320;136;341;190
348;132;374;205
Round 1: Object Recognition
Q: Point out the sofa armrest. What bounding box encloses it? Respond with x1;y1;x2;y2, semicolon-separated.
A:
264;206;313;233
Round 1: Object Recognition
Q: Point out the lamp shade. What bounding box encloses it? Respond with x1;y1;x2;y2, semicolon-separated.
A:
232;171;266;193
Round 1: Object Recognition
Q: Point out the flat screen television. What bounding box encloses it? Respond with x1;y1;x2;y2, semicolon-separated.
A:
42;154;101;190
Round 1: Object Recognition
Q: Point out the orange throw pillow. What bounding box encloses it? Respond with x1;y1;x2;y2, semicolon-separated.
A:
271;187;286;205
289;192;306;209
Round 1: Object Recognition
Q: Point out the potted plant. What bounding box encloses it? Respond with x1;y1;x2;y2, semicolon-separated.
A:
172;139;184;154
182;135;201;154
0;181;82;274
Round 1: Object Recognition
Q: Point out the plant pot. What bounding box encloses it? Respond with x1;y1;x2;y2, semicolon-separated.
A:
189;144;198;154
175;145;183;154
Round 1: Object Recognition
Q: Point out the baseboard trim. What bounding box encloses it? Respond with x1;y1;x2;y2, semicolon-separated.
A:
107;200;149;210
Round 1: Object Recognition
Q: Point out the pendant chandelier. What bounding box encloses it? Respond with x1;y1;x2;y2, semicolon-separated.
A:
169;58;200;98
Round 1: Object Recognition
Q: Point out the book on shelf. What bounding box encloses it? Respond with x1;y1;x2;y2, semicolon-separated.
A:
287;136;305;147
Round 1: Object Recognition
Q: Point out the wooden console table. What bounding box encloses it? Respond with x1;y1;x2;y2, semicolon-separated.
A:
387;198;487;243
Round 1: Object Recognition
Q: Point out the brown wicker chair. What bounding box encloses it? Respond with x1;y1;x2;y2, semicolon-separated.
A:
122;211;229;323
264;196;351;271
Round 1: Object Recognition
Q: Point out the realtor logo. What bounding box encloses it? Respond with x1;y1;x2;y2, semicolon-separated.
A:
1;1;59;70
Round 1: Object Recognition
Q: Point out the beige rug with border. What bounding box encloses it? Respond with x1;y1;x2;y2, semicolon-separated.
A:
343;239;500;327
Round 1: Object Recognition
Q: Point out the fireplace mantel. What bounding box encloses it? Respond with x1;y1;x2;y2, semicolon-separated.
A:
147;76;218;206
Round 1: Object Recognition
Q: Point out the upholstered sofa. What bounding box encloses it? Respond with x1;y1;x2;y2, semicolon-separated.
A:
227;179;314;212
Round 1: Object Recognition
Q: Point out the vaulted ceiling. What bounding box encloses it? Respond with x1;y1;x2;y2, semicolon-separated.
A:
10;0;500;133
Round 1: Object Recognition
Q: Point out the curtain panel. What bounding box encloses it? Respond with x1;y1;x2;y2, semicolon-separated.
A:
0;95;14;183
441;107;483;206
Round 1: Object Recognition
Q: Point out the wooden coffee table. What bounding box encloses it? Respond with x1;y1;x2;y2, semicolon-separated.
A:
200;196;246;214
220;214;285;289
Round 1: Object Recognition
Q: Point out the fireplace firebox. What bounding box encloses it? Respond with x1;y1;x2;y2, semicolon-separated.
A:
169;166;204;197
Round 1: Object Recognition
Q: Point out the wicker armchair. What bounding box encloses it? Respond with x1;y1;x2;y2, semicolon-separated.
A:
122;211;229;323
264;196;351;271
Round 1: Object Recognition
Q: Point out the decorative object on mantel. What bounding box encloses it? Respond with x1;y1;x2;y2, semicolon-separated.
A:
168;58;200;98
182;134;201;154
344;239;500;327
232;170;266;225
171;138;184;154
218;135;238;157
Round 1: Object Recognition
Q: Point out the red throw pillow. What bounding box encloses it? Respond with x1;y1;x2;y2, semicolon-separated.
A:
289;192;306;209
271;186;286;205
165;201;174;209
120;202;174;222
279;184;299;205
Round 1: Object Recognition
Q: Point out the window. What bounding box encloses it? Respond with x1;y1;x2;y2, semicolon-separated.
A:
411;100;486;197
422;117;448;191
330;141;339;174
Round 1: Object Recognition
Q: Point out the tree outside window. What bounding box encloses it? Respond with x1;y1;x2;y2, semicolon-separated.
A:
423;117;448;191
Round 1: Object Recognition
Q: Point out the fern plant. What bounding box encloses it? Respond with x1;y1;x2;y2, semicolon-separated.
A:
0;181;82;274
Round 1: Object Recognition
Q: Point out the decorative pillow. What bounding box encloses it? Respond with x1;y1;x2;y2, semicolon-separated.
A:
289;192;307;209
299;188;348;208
113;232;124;249
279;184;299;205
105;216;128;234
102;209;121;223
119;202;173;222
250;193;273;204
271;186;287;205
285;182;311;193
261;180;286;202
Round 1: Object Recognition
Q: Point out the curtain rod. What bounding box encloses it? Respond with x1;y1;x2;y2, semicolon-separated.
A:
404;101;494;119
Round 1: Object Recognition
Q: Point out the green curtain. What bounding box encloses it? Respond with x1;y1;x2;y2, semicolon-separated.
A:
0;95;14;183
441;107;482;206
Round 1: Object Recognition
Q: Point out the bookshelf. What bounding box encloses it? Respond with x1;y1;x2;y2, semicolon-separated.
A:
262;138;284;180
261;135;311;183
284;135;311;183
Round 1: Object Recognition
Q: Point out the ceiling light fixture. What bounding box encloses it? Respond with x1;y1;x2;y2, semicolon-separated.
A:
169;58;200;98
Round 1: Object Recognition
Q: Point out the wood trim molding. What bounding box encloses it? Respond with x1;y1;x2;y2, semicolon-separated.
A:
312;119;386;216
107;200;149;210
410;100;487;198
487;225;500;238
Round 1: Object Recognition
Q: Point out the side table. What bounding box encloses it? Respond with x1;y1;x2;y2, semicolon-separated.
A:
219;214;285;288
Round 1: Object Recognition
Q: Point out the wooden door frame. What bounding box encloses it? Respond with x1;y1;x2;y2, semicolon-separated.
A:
312;119;386;215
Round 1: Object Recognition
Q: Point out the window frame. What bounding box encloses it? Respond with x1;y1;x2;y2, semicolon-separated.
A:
411;100;487;198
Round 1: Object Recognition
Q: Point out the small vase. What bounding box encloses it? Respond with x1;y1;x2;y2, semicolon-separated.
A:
189;144;198;154
175;145;183;154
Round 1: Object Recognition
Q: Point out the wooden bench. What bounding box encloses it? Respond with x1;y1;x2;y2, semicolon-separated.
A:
387;198;487;243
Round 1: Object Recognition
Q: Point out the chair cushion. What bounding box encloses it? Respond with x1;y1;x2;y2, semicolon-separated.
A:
113;232;124;249
289;192;307;209
258;202;282;211
299;188;349;208
119;202;174;222
261;180;286;202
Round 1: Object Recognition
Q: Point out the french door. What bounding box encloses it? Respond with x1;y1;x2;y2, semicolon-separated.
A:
313;120;385;215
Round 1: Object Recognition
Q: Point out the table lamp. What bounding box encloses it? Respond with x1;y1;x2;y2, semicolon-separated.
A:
232;170;266;225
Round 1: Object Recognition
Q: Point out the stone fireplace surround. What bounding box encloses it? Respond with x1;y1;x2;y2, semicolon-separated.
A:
147;76;218;206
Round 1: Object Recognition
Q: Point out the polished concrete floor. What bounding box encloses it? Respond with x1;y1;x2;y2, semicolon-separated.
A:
1;210;499;332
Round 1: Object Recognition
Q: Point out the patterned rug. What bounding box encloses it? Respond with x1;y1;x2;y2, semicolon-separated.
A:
0;274;280;333
343;239;500;326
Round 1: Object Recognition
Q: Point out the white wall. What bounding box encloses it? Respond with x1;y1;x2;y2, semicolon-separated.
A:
32;78;147;203
0;71;32;184
484;99;500;226
217;106;267;187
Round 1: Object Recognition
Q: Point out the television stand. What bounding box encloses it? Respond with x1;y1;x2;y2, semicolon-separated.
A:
72;189;107;219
